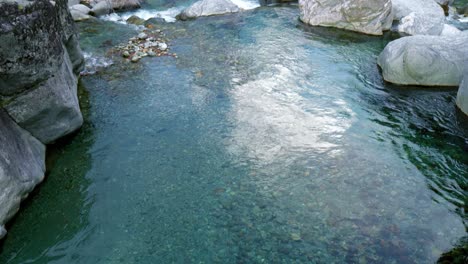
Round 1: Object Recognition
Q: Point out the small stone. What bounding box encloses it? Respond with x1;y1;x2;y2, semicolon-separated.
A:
147;51;156;57
131;56;140;63
138;33;148;40
122;51;130;58
290;233;301;241
158;42;168;51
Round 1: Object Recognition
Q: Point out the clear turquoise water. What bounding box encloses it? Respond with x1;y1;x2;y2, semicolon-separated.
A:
1;3;467;263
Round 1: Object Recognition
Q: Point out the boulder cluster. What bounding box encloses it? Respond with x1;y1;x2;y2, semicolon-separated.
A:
69;0;141;21
0;0;85;239
298;0;468;115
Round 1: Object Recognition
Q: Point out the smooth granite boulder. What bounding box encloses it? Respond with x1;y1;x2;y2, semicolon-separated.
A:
70;4;92;21
457;73;468;115
392;0;445;35
377;32;468;86
4;51;83;144
0;109;46;239
177;0;240;20
90;0;112;16
298;0;393;35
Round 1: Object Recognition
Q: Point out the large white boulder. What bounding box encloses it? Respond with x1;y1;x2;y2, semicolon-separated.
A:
0;109;46;239
177;0;240;20
392;0;445;35
457;73;468;116
377;32;468;86
298;0;393;35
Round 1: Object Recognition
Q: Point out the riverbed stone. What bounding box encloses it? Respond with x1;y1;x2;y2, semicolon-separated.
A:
298;0;393;35
0;109;46;240
392;0;445;35
377;32;468;86
177;0;240;20
457;73;468;116
126;15;145;25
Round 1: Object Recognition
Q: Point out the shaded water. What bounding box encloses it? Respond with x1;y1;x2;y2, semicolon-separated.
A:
1;2;467;263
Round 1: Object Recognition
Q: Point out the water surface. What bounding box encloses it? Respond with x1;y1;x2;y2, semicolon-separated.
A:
1;2;467;263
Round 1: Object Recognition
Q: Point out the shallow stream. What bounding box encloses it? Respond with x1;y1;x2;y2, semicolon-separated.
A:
1;1;467;263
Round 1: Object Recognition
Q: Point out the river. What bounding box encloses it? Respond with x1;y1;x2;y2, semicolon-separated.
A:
1;1;467;263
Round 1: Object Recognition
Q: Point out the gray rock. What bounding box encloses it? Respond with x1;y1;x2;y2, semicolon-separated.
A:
4;50;83;144
90;0;112;16
110;0;141;11
377;32;468;86
126;15;145;25
0;0;65;96
392;0;445;35
71;3;91;13
158;42;168;51
0;0;84;97
138;32;148;40
440;24;461;36
298;0;393;35
71;9;92;21
0;109;46;240
70;4;92;21
68;0;80;6
177;0;240;20
457;73;468;116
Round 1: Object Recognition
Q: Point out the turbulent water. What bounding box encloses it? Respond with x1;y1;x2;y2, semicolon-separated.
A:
1;1;467;263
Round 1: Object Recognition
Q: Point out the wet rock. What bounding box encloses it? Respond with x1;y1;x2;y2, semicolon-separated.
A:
110;0;141;11
158;42;168;51
290;233;302;241
70;4;91;21
457;73;468;116
177;0;240;20
298;0;393;36
122;51;130;58
145;17;166;27
0;0;81;96
0;109;46;240
4;50;84;144
392;0;445;35
126;15;145;25
138;32;148;40
90;0;112;16
377;32;468;86
440;24;461;36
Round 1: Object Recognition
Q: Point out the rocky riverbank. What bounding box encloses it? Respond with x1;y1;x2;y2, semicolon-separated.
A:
0;0;84;239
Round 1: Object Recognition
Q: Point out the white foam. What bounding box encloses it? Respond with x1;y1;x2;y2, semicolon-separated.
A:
100;6;184;24
81;52;113;75
231;0;260;10
460;17;468;23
